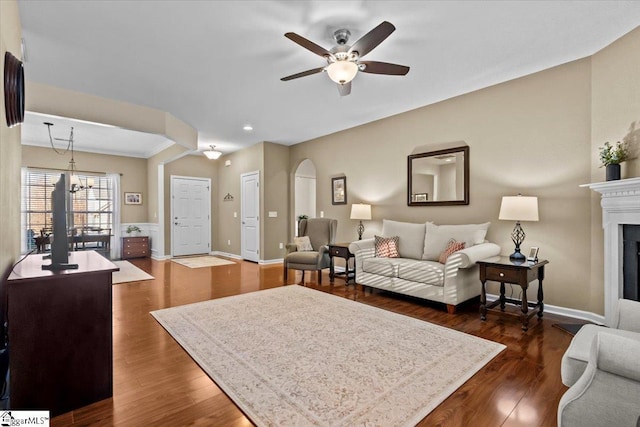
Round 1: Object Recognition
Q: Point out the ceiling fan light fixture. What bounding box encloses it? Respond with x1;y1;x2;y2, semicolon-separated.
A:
204;144;222;160
326;61;358;85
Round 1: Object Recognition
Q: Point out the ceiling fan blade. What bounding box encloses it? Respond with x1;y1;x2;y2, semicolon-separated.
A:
281;67;325;81
285;32;333;58
337;81;351;96
348;21;395;58
360;61;410;76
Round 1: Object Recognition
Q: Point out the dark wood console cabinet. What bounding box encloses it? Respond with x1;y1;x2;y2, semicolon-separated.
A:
7;251;118;415
121;236;149;259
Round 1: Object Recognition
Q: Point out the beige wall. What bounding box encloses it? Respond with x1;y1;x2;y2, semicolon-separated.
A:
216;143;262;255
22;145;149;223
146;144;189;224
1;0;22;279
163;153;219;254
263;142;290;260
290;57;593;312
588;27;640;313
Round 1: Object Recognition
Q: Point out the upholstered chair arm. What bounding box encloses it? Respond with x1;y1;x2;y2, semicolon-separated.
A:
611;298;640;332
593;332;640;381
558;332;640;427
440;243;500;307
349;238;375;278
285;243;298;254
446;242;501;269
349;238;375;256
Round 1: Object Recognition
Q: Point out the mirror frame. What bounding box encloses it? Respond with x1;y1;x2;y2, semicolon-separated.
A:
407;146;469;206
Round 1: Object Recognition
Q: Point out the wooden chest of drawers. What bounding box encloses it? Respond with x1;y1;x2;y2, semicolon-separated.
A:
121;236;149;259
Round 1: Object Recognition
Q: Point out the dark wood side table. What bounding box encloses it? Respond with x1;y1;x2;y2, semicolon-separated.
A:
121;236;150;259
329;243;355;284
478;257;549;331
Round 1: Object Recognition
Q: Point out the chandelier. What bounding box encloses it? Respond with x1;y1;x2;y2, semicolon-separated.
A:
45;122;93;193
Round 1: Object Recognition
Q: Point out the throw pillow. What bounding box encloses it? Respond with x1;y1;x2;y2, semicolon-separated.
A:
374;235;400;258
423;222;490;261
294;236;313;251
438;239;466;264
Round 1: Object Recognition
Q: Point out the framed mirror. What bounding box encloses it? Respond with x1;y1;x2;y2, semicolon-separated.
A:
407;146;469;206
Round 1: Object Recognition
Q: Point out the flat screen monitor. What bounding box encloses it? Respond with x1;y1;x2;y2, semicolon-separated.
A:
42;174;78;270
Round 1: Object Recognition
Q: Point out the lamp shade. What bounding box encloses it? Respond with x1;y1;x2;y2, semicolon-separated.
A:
327;61;358;85
204;145;222;160
499;195;539;221
350;203;372;220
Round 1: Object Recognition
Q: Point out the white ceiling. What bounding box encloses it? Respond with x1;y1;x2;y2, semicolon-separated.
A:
17;1;640;158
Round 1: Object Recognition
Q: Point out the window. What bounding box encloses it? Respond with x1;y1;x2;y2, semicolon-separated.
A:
21;169;114;252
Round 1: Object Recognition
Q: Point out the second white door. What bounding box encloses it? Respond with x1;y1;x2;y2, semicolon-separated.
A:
241;171;259;262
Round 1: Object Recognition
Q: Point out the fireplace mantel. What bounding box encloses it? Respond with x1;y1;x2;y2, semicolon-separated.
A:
581;177;640;325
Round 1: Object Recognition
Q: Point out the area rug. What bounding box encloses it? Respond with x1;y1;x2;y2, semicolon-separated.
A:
151;285;505;426
171;255;236;268
112;260;154;284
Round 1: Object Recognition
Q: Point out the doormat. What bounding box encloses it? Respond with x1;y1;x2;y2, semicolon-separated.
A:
112;260;154;284
171;256;236;268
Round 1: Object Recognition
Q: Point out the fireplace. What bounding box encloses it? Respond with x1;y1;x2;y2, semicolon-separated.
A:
583;177;640;325
623;225;640;301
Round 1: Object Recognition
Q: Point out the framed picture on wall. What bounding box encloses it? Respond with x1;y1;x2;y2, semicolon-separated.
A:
124;192;142;205
411;193;428;202
331;177;347;205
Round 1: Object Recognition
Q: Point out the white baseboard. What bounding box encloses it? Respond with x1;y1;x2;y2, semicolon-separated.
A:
210;252;283;265
151;254;171;261
259;258;283;265
211;251;243;260
486;293;605;325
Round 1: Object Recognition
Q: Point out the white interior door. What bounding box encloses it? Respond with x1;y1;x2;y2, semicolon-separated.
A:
171;176;211;257
241;171;259;262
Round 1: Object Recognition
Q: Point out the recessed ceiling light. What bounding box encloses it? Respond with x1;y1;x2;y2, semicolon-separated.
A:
243;124;253;132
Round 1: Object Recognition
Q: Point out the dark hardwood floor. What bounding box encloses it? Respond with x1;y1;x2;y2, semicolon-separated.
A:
51;258;580;426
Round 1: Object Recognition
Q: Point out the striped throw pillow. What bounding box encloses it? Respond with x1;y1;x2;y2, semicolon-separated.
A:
439;239;466;264
375;235;400;258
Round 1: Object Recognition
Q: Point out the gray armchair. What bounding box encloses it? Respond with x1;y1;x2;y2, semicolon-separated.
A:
558;332;640;426
561;299;640;387
284;218;337;285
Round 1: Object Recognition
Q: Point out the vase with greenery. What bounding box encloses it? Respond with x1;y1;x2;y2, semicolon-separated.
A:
599;141;628;181
126;225;142;236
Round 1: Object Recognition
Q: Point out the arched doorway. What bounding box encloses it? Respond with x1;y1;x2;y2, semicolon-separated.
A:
294;159;316;236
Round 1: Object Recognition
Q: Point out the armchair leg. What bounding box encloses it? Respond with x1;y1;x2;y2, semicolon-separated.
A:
283;264;288;284
446;304;457;314
318;270;322;285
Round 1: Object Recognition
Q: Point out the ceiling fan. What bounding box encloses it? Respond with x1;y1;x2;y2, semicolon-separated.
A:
281;21;410;96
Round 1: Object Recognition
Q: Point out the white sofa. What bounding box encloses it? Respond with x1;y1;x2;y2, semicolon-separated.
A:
349;219;501;313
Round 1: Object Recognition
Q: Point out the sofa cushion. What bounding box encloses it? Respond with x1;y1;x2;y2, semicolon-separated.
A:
397;259;445;286
423;222;490;261
362;257;403;278
374;235;399;258
285;251;320;264
382;219;427;260
439;239;466;264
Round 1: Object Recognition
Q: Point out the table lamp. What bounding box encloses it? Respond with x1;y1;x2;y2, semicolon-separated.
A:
350;203;371;240
498;194;539;261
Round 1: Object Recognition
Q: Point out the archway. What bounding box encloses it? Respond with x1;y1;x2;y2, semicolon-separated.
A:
294;159;316;236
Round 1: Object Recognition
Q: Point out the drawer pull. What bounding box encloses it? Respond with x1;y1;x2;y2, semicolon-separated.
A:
499;272;504;277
